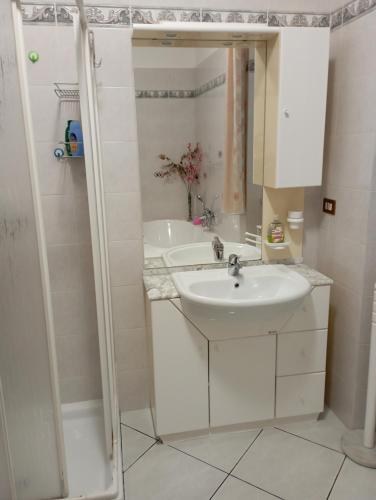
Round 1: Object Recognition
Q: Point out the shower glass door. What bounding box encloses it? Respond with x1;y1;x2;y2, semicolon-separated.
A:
0;2;64;498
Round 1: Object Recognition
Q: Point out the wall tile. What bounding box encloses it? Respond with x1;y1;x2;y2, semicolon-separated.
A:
23;25;58;85
116;367;149;411
93;28;135;87
36;142;71;195
324;132;375;191
105;192;143;241
109;240;144;286
319;7;376;428
114;327;148;371
47;243;95;292
102;141;140;194
42;195;77;244
52;289;98;337
97;86;137;142
111;284;145;332
60;373;102;403
73;195;92;243
29;84;81;143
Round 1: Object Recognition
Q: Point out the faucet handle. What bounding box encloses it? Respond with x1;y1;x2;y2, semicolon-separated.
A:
228;253;240;265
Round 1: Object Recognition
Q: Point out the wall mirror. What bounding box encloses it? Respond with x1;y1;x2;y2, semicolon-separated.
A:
132;39;266;270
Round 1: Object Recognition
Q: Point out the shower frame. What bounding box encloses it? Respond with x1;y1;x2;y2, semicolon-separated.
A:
9;0;122;498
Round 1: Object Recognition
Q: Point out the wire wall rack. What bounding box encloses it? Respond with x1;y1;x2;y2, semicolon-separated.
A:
54;82;80;102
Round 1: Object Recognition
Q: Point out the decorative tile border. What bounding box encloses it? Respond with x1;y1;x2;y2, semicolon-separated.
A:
132;7;200;24
22;3;56;24
136;62;253;99
194;73;226;97
331;8;343;29
136;89;195;98
268;12;330;27
343;0;376;24
21;1;376;28
86;6;131;25
202;10;267;24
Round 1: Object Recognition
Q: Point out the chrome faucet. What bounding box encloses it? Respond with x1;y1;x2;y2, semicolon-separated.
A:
228;254;242;276
197;194;216;230
212;236;224;261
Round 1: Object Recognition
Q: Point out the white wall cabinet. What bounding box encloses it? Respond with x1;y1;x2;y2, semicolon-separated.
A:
148;286;330;438
264;28;330;188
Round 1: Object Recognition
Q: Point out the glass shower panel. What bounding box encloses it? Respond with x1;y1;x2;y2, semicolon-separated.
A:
0;2;62;499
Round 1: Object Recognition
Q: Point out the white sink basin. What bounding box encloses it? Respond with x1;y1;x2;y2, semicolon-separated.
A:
163;242;261;267
172;265;311;340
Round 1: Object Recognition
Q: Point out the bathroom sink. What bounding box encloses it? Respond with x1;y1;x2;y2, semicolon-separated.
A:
172;265;311;340
163;242;261;267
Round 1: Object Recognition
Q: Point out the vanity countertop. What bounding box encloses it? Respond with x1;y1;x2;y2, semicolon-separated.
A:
143;263;333;301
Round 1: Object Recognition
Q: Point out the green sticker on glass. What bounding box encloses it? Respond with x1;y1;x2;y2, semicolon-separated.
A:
28;51;39;63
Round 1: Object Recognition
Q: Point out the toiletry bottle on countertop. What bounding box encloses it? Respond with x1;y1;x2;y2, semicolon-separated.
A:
65;120;84;157
267;215;285;243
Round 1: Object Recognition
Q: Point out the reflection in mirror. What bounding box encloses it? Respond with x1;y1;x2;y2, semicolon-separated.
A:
132;43;265;269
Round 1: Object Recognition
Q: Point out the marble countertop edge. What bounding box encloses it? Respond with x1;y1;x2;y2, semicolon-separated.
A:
143;263;333;302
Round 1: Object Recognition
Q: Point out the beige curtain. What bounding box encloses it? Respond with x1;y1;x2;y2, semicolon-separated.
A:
223;48;249;214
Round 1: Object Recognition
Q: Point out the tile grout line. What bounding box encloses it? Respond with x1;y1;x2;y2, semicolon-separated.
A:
208;428;283;500
167;444;229;475
273;426;345;455
224;428;285;499
326;455;346;499
208;473;231;500
123;441;158;473
120;421;157;440
119;413;127;499
229;473;284;499
228;428;263;475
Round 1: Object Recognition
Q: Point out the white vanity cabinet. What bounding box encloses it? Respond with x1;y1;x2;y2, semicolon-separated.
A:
264;28;330;188
147;285;330;438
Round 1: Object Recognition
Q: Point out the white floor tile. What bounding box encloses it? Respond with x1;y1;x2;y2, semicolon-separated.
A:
232;428;344;500
170;429;261;472
329;458;376;500
124;443;226;500
121;408;155;437
276;409;347;452
212;476;278;500
121;426;156;470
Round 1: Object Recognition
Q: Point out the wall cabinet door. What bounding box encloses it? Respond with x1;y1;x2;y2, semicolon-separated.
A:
210;336;276;428
150;300;209;436
264;28;330;188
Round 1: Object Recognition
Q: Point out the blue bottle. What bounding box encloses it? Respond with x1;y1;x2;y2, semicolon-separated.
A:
65;120;84;157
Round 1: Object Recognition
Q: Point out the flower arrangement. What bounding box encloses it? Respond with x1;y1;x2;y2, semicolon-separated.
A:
154;143;203;220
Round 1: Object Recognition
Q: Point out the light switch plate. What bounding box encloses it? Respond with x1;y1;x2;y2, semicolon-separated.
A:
323;198;336;215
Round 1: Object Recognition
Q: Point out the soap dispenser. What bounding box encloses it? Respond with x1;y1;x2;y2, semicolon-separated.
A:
267;215;285;243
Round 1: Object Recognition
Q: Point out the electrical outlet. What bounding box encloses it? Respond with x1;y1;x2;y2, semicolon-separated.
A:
323;198;336;215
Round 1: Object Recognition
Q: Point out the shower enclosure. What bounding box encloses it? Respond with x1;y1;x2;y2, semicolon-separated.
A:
0;1;122;498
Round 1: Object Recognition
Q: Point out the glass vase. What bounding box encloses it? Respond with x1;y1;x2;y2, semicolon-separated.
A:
187;191;192;221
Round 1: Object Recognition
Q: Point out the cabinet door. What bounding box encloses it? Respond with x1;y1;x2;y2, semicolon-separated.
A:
210;336;276;427
281;286;330;333
264;28;330;188
277;330;327;376
151;300;209;436
276;373;325;418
